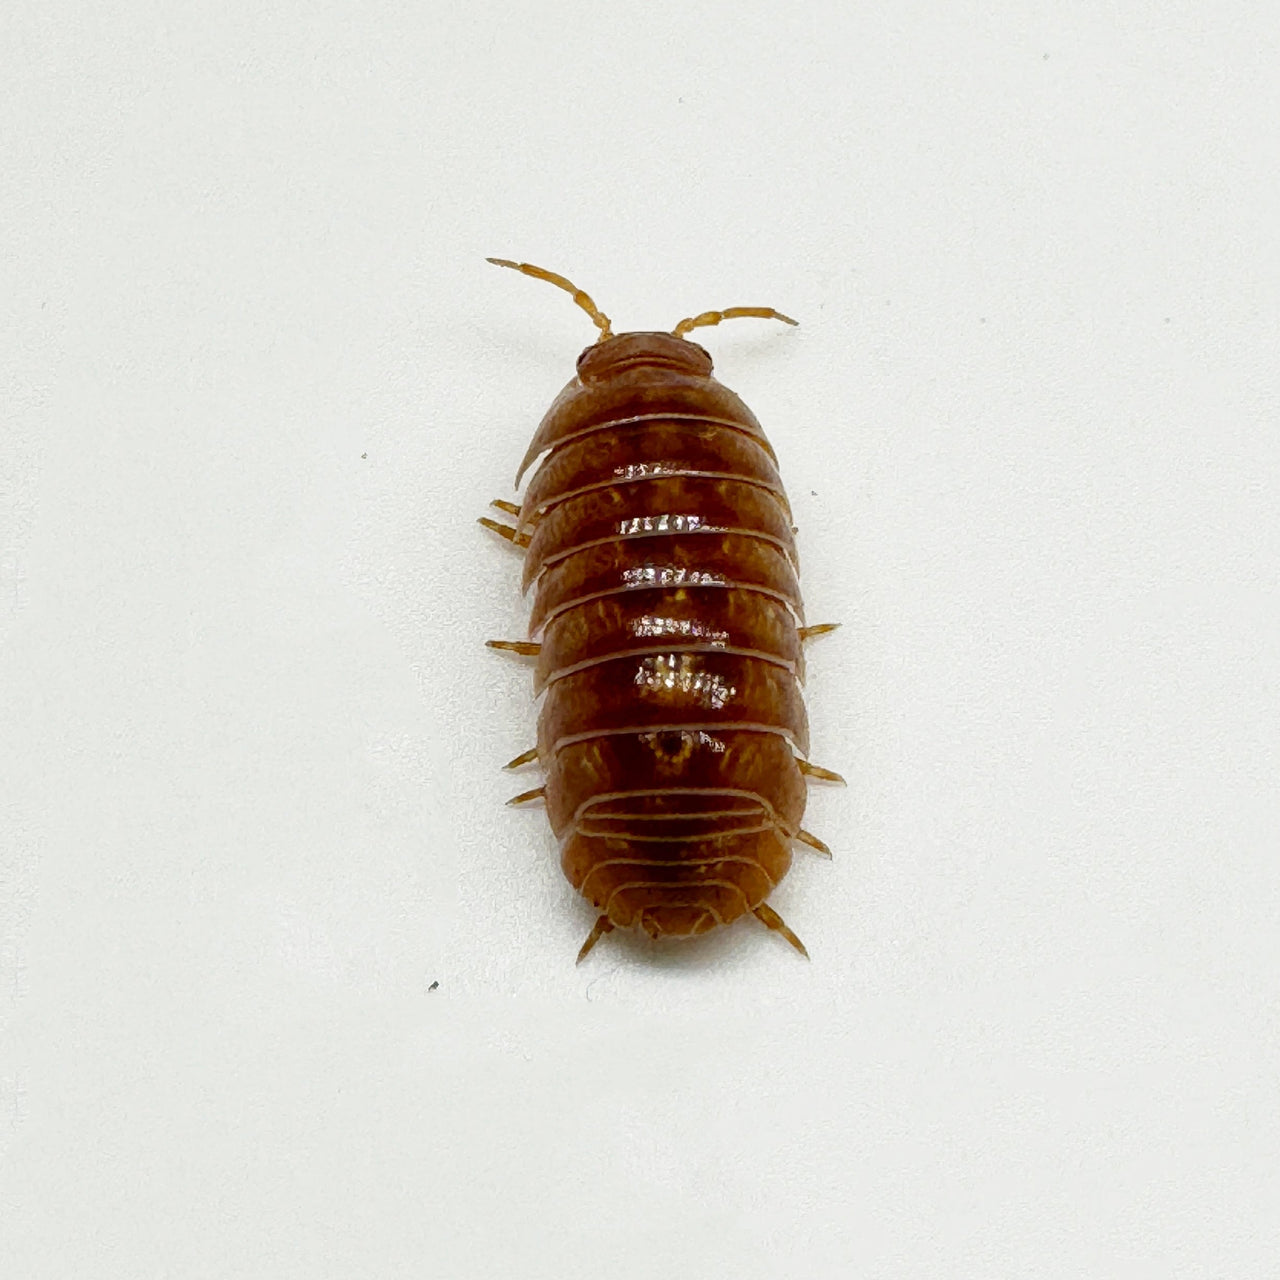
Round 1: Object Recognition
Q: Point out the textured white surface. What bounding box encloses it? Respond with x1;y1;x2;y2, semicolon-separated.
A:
2;2;1278;1275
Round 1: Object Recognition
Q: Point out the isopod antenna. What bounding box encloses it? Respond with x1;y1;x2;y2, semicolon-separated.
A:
486;258;614;341
487;257;800;345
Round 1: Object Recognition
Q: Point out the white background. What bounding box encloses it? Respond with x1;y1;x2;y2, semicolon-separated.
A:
3;2;1278;1275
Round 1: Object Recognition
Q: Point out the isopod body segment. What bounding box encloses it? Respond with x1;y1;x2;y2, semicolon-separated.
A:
483;259;841;962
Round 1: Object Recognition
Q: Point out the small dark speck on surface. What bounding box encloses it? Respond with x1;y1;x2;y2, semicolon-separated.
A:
1165;317;1171;323
980;317;987;323
811;490;817;496
1043;52;1049;60
428;980;439;992
361;452;367;459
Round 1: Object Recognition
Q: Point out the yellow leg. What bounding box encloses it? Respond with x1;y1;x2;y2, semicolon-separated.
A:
490;498;522;518
478;516;530;548
672;306;798;339
504;747;539;770
798;760;846;785
753;903;809;958
486;639;541;656
798;623;839;642
795;829;832;858
487;258;614;341
506;786;545;807
576;914;615;964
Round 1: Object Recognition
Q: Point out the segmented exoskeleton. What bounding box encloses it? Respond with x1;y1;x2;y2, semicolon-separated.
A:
482;259;841;961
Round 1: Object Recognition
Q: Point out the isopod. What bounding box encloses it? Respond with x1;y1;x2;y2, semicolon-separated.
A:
482;258;842;961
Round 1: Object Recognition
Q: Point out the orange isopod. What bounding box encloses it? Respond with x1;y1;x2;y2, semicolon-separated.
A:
482;259;842;962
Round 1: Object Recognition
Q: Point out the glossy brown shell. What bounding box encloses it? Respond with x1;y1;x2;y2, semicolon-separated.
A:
514;332;811;943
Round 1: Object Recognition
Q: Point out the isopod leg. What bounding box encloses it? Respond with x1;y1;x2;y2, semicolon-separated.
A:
798;623;840;642
576;915;615;964
503;747;539;770
486;639;541;656
753;904;809;958
795;828;832;858
491;498;542;528
506;786;545;807
477;516;530;548
798;760;846;785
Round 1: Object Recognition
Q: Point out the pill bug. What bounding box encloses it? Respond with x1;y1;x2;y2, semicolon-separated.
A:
482;258;842;962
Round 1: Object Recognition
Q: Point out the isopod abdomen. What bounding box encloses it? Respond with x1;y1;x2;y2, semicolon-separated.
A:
483;259;841;961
